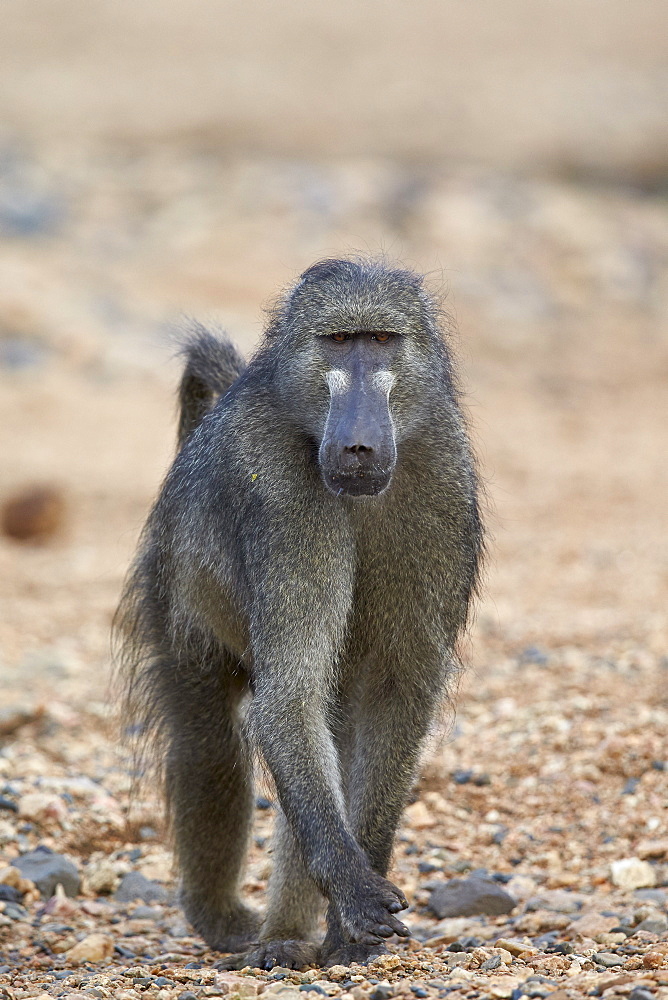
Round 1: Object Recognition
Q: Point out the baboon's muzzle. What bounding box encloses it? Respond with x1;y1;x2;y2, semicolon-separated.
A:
319;378;397;498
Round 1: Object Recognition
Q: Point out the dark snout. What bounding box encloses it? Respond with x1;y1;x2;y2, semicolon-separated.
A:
319;380;397;498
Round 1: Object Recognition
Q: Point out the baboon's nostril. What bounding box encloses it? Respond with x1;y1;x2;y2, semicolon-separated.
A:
345;443;373;455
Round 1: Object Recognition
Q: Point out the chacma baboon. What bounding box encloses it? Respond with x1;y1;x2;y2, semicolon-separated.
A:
115;258;483;970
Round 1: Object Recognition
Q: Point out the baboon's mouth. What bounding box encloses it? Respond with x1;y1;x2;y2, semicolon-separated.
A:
322;468;393;498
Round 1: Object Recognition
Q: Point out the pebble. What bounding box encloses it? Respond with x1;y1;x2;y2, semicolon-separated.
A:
568;911;620;939
594;951;623;967
428;876;516;919
131;904;163;920
634;889;667;906
2;901;27;920
642;951;666;969
525;890;582;914
495;937;537;957
83;858;120;895
369;987;393;1000
115;871;168;903
0;884;22;903
15;847;80;898
610;857;657;890
1;485;66;542
404;801;436;830
636;916;668;934
18;792;68;824
65;933;115;964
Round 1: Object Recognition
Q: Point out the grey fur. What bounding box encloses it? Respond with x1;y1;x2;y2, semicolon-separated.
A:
114;257;483;970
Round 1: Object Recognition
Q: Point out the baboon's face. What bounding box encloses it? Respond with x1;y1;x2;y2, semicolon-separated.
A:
316;331;400;498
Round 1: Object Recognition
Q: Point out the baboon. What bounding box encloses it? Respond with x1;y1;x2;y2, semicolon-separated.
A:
115;258;483;970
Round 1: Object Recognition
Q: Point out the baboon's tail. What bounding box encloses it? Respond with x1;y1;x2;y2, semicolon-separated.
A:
177;321;247;447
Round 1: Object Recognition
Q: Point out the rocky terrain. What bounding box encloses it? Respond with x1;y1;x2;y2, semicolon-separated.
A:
0;30;667;992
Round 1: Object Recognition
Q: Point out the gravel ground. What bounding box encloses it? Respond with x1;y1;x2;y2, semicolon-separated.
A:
1;143;667;999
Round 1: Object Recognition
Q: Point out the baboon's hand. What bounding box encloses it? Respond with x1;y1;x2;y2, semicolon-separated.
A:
335;872;410;945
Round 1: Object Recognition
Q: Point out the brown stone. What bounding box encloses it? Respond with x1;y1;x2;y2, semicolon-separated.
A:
1;484;65;542
65;933;114;964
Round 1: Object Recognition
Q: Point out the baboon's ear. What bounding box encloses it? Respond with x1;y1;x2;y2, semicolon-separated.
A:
299;259;357;284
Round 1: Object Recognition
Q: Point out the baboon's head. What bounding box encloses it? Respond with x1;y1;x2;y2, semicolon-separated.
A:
275;258;451;499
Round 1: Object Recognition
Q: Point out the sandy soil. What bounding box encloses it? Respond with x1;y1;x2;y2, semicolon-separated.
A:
0;7;667;989
2;1;668;178
0;142;666;997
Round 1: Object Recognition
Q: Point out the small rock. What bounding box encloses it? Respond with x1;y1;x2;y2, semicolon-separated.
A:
404;800;436;829
115;871;168;903
611;858;656;890
131;904;162;920
15;848;80;898
427;876;516;919
504;876;538;902
423;917;472;946
369;989;393;1000
42;882;80;917
481;955;502;971
629;990;656;1000
636;916;668;933
634;888;666;906
642;951;665;969
514;909;570;934
448;967;475;982
1;484;66;542
526;889;582;914
0;885;22;903
550;941;574;954
65;933;114;964
326;966;350;981
369;954;402;972
83;858;120;896
594;952;623;968
18;792;67;824
494;937;537;957
568;911;619;939
637;839;668;860
0;704;43;737
0;796;18;813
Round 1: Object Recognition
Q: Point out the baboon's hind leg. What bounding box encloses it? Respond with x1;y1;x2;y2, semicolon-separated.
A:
217;809;322;970
162;656;260;952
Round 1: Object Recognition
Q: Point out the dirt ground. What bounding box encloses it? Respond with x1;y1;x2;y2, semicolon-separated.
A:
1;4;667;994
0;140;666;1000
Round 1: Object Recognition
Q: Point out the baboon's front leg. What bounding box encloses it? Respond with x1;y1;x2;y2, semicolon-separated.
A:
250;663;410;947
321;662;443;966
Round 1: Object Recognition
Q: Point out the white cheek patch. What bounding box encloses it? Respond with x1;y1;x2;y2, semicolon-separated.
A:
325;369;349;394
372;370;396;397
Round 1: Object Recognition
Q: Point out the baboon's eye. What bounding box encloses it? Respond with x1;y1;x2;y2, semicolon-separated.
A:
331;332;351;343
371;332;392;343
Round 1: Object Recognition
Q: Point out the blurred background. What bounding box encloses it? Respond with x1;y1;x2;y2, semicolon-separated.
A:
0;0;667;897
